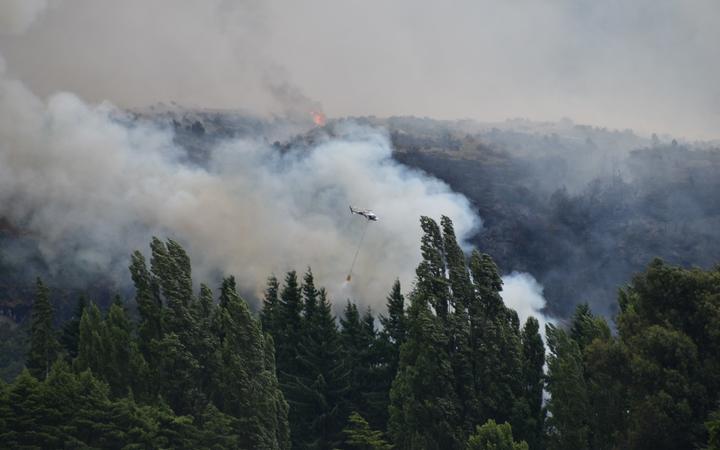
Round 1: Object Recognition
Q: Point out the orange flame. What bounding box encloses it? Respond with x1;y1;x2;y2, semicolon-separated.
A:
311;111;326;127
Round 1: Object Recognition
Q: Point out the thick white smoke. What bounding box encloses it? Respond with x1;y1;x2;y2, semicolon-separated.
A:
501;271;555;337
0;67;484;308
0;1;554;323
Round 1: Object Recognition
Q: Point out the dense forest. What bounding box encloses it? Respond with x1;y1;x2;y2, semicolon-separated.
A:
2;216;720;449
3;114;720;322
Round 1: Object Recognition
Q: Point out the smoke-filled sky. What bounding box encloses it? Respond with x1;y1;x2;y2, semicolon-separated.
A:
0;0;718;139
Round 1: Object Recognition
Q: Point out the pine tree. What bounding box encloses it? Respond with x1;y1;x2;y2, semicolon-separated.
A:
380;279;406;351
26;278;59;380
287;283;348;449
261;275;281;333
60;295;87;359
342;302;386;429
276;270;303;380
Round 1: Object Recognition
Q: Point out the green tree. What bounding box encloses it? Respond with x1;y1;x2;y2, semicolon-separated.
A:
569;304;610;352
75;303;106;378
287;279;348;449
26;278;59;380
388;291;462;449
342;302;385;429
467;419;528;450
60;295;87;359
515;317;545;450
211;276;290;449
275;270;303;381
261;274;282;333
469;251;523;427
417;216;450;320
707;410;720;450
442;216;480;434
344;411;394;450
545;323;589;450
616;259;720;449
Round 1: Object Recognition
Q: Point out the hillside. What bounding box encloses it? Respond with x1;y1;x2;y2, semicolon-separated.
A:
2;112;719;324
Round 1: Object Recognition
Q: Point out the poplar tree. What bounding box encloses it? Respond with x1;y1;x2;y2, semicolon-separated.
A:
469;251;523;426
516;317;545;450
545;323;589;450
389;217;462;449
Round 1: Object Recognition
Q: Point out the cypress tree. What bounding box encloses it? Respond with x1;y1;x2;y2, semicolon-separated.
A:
26;278;59;380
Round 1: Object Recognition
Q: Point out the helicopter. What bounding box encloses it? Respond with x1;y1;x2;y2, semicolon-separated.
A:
349;206;378;221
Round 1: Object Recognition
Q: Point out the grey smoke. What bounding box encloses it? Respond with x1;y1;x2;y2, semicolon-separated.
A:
501;272;554;338
0;0;50;35
0;0;558;327
1;0;718;138
0;67;482;310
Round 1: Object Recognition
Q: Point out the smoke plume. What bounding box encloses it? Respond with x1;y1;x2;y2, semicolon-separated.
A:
501;272;554;338
0;68;484;309
0;0;558;325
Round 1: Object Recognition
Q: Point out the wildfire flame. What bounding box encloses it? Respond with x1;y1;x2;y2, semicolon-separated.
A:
310;111;326;127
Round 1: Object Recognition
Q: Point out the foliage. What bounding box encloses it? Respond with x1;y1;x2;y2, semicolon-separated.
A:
344;411;394;450
467;419;528;450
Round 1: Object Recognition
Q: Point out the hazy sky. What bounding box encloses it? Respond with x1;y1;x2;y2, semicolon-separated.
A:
1;0;718;139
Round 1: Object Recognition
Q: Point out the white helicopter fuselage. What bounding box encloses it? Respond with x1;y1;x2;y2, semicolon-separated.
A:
350;206;378;221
